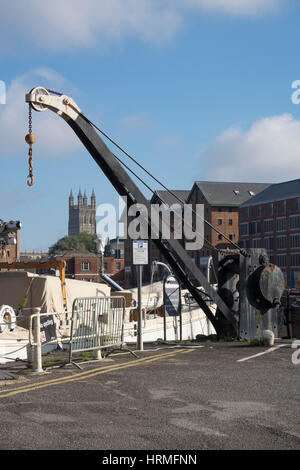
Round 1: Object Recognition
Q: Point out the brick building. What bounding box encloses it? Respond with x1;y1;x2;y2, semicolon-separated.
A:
123;182;270;287
0;229;20;263
239;178;300;288
186;181;270;277
105;237;125;259
20;251;47;262
55;250;101;282
103;257;125;286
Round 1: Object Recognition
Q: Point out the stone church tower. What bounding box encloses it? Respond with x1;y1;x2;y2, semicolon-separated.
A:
68;190;96;235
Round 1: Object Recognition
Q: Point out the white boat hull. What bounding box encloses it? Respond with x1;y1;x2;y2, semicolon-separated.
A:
123;306;216;343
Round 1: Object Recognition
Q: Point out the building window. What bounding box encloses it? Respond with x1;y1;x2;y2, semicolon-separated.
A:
270;203;273;216
282;200;286;214
104;263;108;271
252;238;261;248
81;261;91;271
264;219;274;233
290;234;300;249
245;208;249;219
218;234;222;241
264;237;274;251
229;234;233;240
218;218;222;225
291;253;300;268
249;221;261;235
257;205;261;217
277;236;286;250
229;219;233;226
276;217;286;232
296;198;300;211
239;240;247;249
290;215;300;230
276;254;286;268
240;223;249;236
116;262;121;271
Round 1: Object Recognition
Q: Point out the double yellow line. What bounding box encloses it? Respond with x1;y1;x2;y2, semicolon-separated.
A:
0;348;193;399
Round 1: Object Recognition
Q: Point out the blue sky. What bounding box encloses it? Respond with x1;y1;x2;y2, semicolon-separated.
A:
0;0;300;251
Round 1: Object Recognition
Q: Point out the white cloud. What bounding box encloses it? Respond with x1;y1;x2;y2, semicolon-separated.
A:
0;69;80;158
0;0;285;52
200;114;300;182
0;0;182;51
180;0;283;16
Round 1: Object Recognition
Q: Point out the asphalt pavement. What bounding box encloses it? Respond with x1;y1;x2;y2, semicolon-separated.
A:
0;342;299;450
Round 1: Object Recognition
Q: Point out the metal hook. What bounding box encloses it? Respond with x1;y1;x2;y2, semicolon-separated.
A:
27;175;34;187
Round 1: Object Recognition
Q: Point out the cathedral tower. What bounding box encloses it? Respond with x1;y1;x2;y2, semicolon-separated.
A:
68;190;96;235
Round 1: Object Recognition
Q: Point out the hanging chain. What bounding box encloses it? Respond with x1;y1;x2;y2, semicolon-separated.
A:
28;103;32;134
25;104;35;186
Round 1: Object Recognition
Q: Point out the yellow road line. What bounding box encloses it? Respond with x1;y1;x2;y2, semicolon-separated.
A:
0;349;182;395
180;349;196;354
0;349;187;399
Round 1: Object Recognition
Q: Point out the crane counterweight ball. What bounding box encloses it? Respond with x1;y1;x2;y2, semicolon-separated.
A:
25;133;36;145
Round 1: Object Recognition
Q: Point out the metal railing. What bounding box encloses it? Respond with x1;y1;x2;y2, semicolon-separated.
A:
68;296;137;368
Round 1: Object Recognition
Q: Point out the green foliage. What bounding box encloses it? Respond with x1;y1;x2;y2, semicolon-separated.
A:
48;232;97;255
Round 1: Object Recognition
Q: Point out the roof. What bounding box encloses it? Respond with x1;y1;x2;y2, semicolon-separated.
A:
56;250;99;258
240;178;300;207
189;181;271;207
151;190;190;206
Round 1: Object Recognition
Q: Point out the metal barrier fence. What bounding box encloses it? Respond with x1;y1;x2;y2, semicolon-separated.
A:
69;296;137;368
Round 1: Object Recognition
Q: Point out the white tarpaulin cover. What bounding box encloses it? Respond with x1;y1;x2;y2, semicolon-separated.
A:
0;271;111;329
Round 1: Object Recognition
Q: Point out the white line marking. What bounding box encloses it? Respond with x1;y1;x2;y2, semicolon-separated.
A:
237;344;288;362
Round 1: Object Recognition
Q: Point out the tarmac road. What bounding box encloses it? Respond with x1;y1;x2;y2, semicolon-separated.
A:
0;342;299;450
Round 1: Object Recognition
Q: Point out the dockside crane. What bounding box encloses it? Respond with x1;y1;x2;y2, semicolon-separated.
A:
25;87;285;340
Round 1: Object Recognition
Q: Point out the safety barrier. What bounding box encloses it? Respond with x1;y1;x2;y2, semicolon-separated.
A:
29;309;67;373
68;296;137;368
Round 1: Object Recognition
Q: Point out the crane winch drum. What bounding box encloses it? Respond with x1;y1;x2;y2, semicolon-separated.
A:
217;248;285;340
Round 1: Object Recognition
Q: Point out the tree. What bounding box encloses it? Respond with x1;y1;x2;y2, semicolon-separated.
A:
48;232;97;255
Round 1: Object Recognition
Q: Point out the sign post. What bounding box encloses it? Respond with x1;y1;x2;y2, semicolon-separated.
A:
163;275;182;341
133;240;148;351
